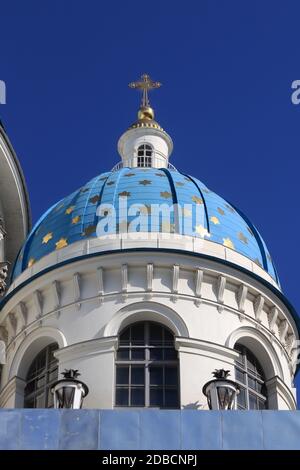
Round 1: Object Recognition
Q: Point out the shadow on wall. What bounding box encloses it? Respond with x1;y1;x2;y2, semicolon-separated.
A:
182;401;205;410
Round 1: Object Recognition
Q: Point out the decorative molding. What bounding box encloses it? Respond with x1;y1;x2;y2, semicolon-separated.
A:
237;284;248;313
17;302;27;330
8;312;17;337
286;334;295;355
73;272;81;310
121;264;128;293
54;336;118;364
0;325;8;343
0;376;26;408
195;268;203;298
175;337;239;363
33;290;43;319
0;261;8;296
269;307;278;333
146;263;153;292
279;319;289;344
217;275;226;313
51;281;60;309
254;295;264;323
172;264;180;294
97;267;104;295
266;375;297;410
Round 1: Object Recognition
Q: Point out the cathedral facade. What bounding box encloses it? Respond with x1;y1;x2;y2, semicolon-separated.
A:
0;76;299;414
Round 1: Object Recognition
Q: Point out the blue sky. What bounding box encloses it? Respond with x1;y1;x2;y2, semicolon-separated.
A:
1;0;300;396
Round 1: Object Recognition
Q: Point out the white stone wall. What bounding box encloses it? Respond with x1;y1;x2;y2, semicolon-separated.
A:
0;250;298;410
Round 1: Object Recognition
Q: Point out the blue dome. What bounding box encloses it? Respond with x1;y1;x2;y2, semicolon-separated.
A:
12;168;278;283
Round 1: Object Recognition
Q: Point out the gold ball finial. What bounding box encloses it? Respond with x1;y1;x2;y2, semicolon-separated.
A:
138;106;155;120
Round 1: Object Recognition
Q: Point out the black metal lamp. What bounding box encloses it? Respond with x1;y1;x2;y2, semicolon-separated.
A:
51;369;89;409
202;369;239;410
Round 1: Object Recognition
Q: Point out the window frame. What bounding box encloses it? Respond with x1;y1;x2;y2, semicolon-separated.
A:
137;144;153;167
234;343;268;410
115;321;179;409
24;343;58;408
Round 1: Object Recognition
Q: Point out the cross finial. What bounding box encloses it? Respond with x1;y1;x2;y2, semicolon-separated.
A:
129;74;162;108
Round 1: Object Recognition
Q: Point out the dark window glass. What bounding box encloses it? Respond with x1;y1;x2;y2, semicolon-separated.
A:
131;388;145;406
116;388;128;406
115;322;179;408
150;348;163;360
24;343;58;408
131;367;144;385
165;367;177;386
117;348;130;360
165;389;178;408
237;387;247;409
150;367;163;385
150;388;163;407
116;367;129;385
131;349;145;360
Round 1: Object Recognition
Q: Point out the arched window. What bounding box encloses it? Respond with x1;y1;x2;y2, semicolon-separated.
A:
24;343;58;408
234;343;268;409
115;321;179;408
137;144;153;167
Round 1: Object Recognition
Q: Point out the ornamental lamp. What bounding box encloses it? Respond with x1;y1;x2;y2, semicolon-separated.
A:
51;369;89;409
202;369;239;410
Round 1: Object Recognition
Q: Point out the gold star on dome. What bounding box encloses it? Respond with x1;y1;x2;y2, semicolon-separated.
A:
238;232;248;244
139;180;152;186
42;232;53;244
124;173;135;177
82;225;97;236
119;191;131;197
160;191;172;199
223;238;235;250
192;195;203;204
195;225;210;238
55;238;68;250
72;215;81;224
156;173;167;177
106;181;115;186
210;216;220;225
89;195;100;204
176;181;184;187
65;206;75;215
28;258;36;268
217;207;225;216
202;188;210;194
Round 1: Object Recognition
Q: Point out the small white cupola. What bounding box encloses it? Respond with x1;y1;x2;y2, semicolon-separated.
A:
117;74;173;169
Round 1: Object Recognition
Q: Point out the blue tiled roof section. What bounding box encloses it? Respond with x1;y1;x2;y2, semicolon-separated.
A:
12;168;279;284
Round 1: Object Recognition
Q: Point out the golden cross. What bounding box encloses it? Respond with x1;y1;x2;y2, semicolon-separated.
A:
129;74;162;107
